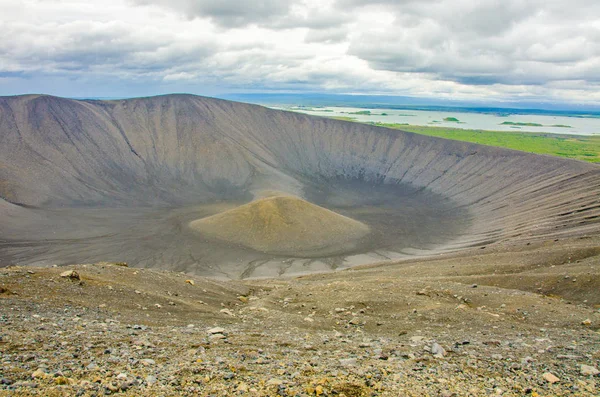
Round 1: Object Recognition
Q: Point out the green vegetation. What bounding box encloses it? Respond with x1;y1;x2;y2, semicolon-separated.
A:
501;121;573;128
349;110;372;115
331;116;356;122
324;115;598;163
368;123;600;163
501;121;543;127
443;117;460;122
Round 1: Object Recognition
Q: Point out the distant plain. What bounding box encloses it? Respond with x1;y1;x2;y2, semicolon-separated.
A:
281;106;600;163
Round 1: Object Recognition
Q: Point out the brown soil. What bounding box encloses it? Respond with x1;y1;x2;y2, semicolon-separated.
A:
1;236;598;396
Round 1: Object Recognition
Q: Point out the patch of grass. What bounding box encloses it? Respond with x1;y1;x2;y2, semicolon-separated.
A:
444;117;460;122
501;121;543;127
330;116;356;122
552;124;572;128
370;123;600;163
349;110;371;115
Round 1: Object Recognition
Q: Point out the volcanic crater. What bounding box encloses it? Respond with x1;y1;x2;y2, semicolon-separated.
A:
0;94;598;278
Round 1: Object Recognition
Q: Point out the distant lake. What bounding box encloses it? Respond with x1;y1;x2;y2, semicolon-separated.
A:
275;106;600;136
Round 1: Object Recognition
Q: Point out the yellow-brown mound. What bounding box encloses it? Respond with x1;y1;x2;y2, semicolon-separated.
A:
189;196;371;256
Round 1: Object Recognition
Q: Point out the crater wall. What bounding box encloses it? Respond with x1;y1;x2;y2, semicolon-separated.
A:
0;94;598;277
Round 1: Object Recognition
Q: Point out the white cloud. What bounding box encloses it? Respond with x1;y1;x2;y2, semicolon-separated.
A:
0;0;599;104
133;0;292;27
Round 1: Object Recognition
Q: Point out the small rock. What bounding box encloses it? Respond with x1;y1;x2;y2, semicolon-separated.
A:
31;369;46;379
120;380;134;391
471;284;478;288
521;356;534;365
339;358;357;367
581;319;592;326
15;382;37;388
557;354;581;359
543;372;559;384
304;317;314;323
207;327;226;334
86;363;99;371
431;342;446;358
185;279;195;285
410;336;425;343
267;378;284;386
145;375;157;385
106;382;119;392
220;308;234;316
580;364;599;376
140;359;155;366
60;270;80;280
55;376;69;385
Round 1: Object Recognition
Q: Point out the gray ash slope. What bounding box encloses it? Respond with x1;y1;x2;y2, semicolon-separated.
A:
0;94;598;278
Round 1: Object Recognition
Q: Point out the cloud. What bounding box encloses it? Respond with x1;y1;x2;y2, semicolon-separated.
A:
0;2;219;79
304;27;349;43
133;0;293;28
346;0;600;91
0;0;600;104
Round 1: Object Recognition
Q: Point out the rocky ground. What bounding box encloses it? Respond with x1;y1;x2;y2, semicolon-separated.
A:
1;236;599;396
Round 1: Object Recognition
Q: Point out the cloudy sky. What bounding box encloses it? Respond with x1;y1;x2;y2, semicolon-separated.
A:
1;0;600;105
